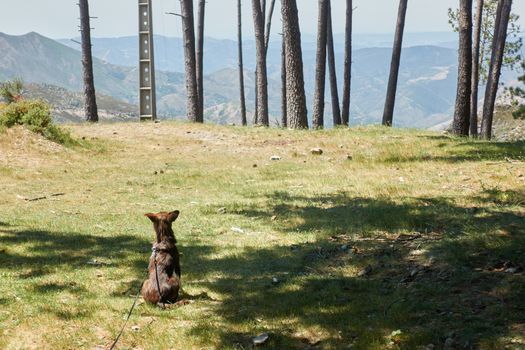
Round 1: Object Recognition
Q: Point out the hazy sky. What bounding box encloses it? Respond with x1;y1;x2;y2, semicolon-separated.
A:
1;1;524;39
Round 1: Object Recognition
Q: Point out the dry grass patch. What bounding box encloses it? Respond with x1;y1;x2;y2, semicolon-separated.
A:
0;122;523;349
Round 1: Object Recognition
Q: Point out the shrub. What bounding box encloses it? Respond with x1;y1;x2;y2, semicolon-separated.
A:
0;99;76;145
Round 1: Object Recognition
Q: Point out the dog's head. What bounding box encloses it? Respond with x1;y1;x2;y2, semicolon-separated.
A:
144;211;180;243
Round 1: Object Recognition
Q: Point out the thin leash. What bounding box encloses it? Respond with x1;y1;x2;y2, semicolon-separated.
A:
108;281;143;350
109;247;165;349
153;247;166;309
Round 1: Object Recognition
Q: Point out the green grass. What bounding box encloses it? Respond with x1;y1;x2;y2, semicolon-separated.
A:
0;122;524;349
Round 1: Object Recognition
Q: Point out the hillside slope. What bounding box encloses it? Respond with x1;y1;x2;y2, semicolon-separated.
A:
0;123;523;349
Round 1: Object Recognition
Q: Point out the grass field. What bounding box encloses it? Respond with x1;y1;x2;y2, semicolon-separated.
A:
0;122;524;350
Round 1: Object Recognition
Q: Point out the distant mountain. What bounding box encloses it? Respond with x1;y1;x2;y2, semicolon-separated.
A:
1;31;514;128
25;83;137;123
59;32;460;73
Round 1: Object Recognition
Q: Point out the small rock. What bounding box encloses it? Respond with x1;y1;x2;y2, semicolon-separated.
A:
311;148;323;155
399;177;405;182
505;267;518;274
358;265;372;277
253;164;258;168
153;171;158;175
270;156;281;161
341;245;349;252
271;277;279;285
346;154;353;160
159;170;164;174
252;333;269;346
444;337;454;348
231;227;245;234
271;215;277;221
217;207;227;214
131;325;140;332
339;144;344;149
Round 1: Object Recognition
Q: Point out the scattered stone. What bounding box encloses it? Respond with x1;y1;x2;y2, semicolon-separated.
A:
159;170;164;174
131;325;140;332
358;265;372;277
253;164;258;168
346;154;353;160
505;267;518;274
270;155;281;161
252;333;269;346
444;337;454;349
341;245;349;252
339;144;344;149
271;215;277;221
271;277;280;285
310;148;323;155
217;207;226;214
153;171;158;175
399;177;405;183
231;227;245;234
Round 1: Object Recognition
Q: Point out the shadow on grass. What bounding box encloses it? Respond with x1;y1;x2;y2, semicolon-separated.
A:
182;191;524;349
0;228;150;282
388;139;525;163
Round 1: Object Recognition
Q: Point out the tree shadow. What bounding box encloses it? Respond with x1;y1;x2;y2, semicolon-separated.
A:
386;139;525;163
182;191;524;348
0;228;150;285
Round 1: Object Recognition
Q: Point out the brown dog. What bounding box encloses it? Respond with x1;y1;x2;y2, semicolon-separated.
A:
141;211;181;305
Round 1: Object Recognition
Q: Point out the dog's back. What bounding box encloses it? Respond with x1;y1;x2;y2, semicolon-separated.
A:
141;211;181;305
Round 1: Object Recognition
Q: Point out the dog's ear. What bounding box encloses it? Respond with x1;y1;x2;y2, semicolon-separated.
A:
144;213;158;223
167;210;180;223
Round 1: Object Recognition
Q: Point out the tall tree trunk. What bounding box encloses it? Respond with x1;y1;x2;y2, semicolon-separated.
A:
79;0;98;123
452;0;473;136
312;0;329;129
252;0;269;126
238;0;247;126
264;0;277;53
341;0;353;126
196;0;205;123
281;32;287;128
382;0;408;127
470;0;484;137
180;0;199;123
481;0;512;139
282;0;308;129
326;1;341;126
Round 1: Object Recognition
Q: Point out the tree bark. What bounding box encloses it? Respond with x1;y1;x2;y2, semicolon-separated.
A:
180;0;199;123
312;0;329;129
281;32;287;128
281;0;308;129
326;1;341;126
452;0;473;136
252;0;269;126
238;0;247;126
470;0;484;137
382;0;408;127
79;0;98;123
264;0;277;53
481;0;512;139
341;0;353;126
196;0;205;123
